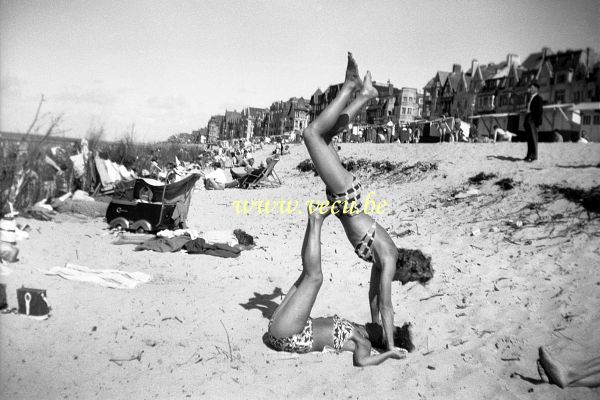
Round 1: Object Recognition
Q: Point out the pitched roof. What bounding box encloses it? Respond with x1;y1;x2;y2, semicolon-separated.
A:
521;48;555;71
436;71;450;86
225;110;242;123
423;77;435;89
546;50;585;71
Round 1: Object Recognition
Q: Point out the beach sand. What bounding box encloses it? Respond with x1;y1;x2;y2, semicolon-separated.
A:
1;142;599;399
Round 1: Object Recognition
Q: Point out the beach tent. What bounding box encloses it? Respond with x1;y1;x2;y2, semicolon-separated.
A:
469;103;582;141
571;102;600;141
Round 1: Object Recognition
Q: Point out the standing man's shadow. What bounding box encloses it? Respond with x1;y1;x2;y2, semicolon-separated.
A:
239;287;283;319
487;155;524;162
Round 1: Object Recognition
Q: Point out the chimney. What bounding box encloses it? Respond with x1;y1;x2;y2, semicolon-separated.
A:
452;64;462;74
586;47;591;78
388;79;393;96
542;47;550;59
506;53;520;68
471;59;479;76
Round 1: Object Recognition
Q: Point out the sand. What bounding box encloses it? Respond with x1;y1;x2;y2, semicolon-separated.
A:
1;141;599;399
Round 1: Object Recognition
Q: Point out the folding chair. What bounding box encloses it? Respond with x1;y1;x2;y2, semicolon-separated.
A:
240;157;282;189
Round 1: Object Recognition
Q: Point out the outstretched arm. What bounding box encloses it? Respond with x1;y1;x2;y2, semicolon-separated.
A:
352;332;405;367
368;266;381;325
378;257;397;351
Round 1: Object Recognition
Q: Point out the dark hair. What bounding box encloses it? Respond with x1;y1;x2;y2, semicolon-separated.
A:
530;80;540;89
364;322;415;352
123;155;135;169
394;248;433;284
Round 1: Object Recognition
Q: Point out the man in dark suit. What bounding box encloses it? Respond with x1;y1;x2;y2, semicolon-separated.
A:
524;80;544;161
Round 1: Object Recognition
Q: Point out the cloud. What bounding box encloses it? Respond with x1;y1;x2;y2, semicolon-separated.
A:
145;95;189;112
0;74;28;98
55;86;116;105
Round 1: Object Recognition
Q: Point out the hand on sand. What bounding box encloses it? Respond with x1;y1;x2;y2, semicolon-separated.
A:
390;347;408;360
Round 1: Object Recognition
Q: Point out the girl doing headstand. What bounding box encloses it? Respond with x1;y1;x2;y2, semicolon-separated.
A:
302;52;433;350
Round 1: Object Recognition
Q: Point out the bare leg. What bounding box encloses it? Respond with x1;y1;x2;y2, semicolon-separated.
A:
269;208;331;338
538;346;600;388
304;55;378;193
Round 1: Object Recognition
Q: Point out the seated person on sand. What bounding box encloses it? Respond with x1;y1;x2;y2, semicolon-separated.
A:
119;155;138;181
492;125;517;143
537;346;600;388
204;162;238;190
265;207;413;366
302;52;434;350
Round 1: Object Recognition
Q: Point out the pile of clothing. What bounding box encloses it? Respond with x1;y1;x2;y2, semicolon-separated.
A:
115;229;255;259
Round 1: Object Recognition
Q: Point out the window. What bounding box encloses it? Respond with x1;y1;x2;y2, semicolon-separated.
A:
401;107;406;115
583;115;591;125
555;90;565;103
594;115;600;125
407;108;412;115
402;96;407;102
574;91;581;103
419;98;423;104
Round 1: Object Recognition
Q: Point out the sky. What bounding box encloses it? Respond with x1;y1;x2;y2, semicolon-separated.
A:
1;0;599;142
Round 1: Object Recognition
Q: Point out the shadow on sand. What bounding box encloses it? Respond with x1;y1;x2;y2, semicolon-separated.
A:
556;164;600;169
487;155;525;162
239;287;283;319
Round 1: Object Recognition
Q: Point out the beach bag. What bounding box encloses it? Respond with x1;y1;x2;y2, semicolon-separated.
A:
0;283;7;310
17;287;50;317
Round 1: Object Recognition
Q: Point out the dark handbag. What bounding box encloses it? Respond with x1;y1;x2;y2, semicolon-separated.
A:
0;283;6;310
17;287;50;317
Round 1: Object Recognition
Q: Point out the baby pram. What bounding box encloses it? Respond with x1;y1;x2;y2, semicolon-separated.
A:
105;174;201;232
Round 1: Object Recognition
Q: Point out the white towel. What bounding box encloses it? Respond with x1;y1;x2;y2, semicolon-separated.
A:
43;263;151;289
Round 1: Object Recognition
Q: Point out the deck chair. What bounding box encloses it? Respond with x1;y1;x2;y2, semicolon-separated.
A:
94;155;116;194
239;157;282;189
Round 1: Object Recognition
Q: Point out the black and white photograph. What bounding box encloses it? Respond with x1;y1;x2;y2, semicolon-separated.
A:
1;1;599;398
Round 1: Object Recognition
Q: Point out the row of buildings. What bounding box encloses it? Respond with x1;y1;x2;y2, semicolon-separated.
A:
196;46;599;144
423;47;599;122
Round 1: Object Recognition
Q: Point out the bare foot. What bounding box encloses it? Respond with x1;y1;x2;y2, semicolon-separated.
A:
344;52;362;91
538;346;568;388
360;71;379;99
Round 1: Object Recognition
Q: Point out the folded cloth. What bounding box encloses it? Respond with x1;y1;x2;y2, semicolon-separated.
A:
112;233;157;245
183;238;241;258
200;230;238;247
43;263;151;289
135;236;190;252
156;228;199;240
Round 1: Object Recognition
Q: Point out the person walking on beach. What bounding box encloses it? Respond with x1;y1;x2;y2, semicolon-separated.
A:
302;52;433;350
524;80;543;162
265;206;409;366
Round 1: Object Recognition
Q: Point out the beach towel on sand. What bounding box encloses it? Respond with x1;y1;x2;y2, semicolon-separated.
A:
135;236;191;253
43;263;151;289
